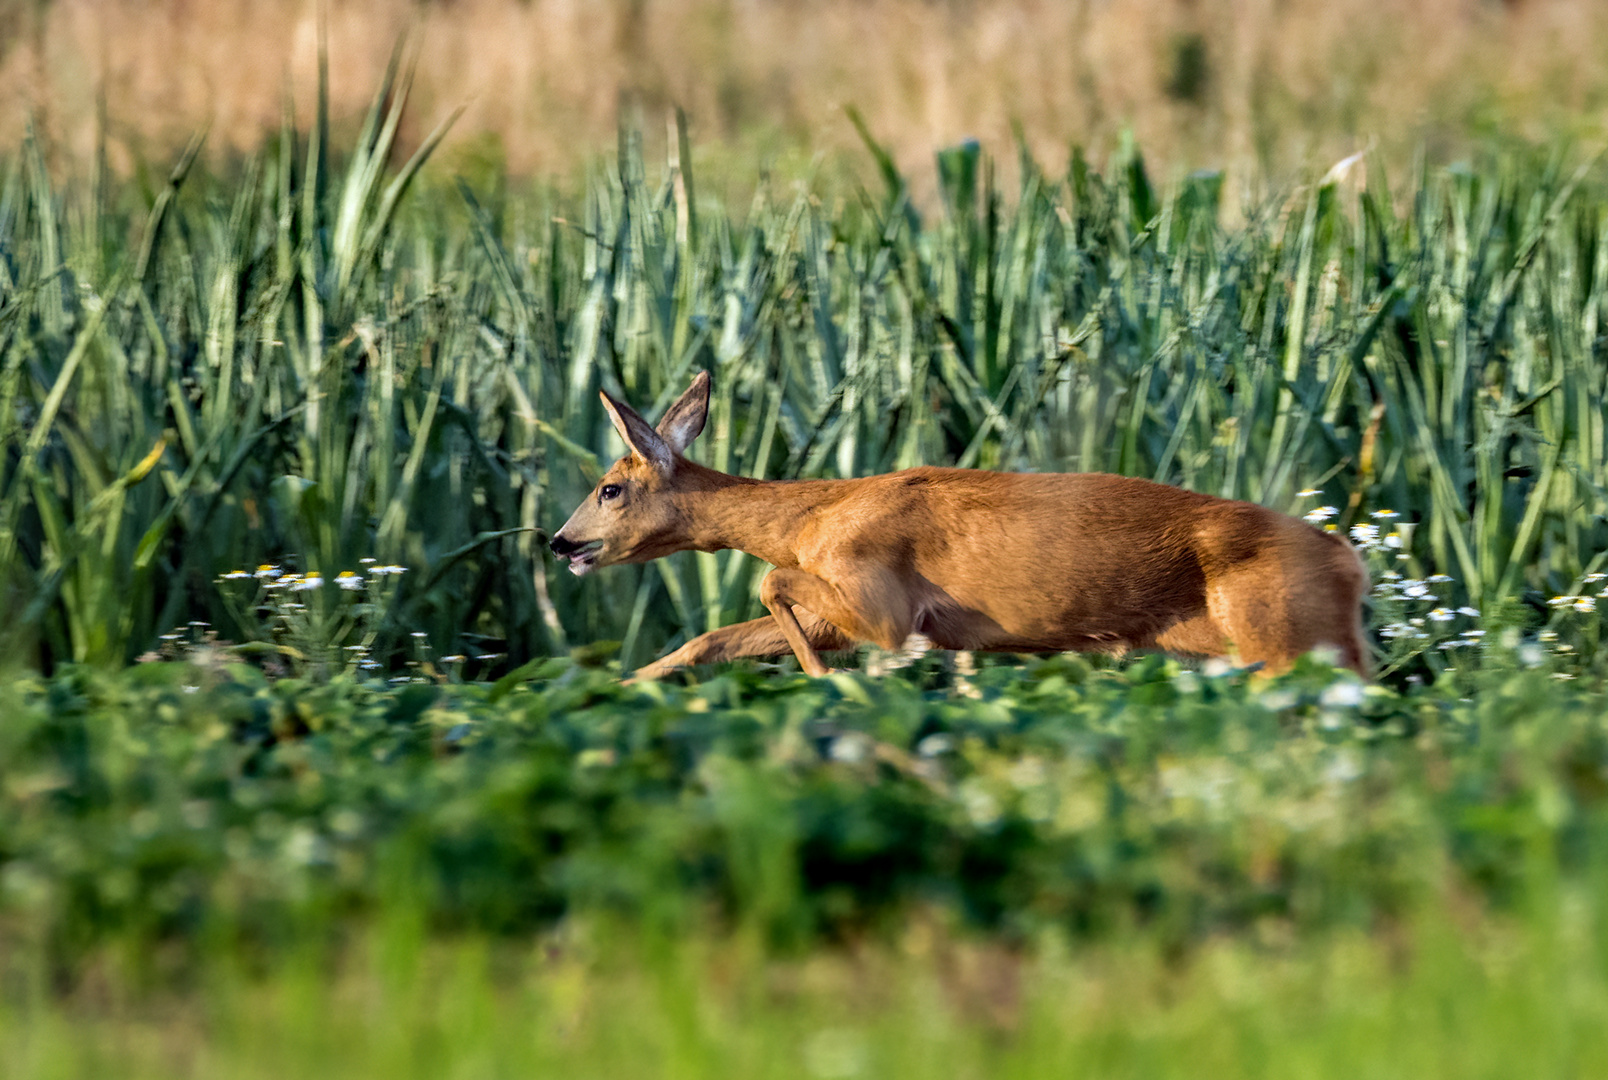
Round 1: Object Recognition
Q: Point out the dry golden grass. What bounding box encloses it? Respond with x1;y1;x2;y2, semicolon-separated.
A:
3;0;1608;187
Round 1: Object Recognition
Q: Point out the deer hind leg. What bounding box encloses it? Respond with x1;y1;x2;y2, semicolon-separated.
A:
758;568;913;678
1205;565;1370;677
1153;610;1233;658
632;614;855;681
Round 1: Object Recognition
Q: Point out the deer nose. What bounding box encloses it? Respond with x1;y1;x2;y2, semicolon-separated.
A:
549;533;579;557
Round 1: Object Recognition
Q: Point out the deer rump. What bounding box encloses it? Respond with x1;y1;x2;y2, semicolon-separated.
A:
550;373;1371;679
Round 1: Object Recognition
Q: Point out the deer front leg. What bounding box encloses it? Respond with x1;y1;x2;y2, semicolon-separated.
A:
632;613;855;681
758;568;913;678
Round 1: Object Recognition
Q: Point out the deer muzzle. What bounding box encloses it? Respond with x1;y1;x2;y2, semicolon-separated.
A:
549;533;603;576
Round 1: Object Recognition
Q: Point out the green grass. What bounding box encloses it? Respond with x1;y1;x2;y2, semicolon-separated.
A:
3;60;1608;677
7;908;1608;1080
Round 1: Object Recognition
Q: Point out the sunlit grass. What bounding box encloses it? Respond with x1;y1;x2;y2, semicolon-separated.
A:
5;901;1608;1080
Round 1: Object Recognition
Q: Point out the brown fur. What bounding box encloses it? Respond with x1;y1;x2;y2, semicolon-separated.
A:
551;373;1371;680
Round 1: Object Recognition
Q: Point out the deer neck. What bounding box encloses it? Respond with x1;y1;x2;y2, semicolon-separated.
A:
671;462;835;569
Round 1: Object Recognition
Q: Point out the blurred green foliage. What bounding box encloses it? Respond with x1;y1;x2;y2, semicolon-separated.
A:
4;655;1608;969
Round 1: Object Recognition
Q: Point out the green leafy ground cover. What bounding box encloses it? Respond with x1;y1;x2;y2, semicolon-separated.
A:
3;657;1605;959
5;658;1608;1076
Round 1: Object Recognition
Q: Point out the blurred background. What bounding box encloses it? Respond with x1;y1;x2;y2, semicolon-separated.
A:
5;0;1608;192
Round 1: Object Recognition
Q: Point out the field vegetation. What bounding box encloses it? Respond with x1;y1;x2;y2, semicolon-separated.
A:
5;46;1608;1076
5;58;1608;675
6;656;1608;1077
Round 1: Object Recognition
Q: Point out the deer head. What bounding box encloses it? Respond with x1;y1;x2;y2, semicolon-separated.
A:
548;372;711;576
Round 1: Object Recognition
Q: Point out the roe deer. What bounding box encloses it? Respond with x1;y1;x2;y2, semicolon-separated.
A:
549;372;1370;680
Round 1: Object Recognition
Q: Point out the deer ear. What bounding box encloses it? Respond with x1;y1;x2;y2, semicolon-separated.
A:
600;389;673;473
656;371;710;455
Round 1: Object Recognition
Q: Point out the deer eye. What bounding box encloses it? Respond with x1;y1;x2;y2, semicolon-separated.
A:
599;483;623;503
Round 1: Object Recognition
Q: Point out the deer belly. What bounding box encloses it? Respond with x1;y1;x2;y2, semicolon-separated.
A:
914;575;1208;652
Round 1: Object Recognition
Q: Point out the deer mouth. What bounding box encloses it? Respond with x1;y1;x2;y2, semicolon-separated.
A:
560;541;604;576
